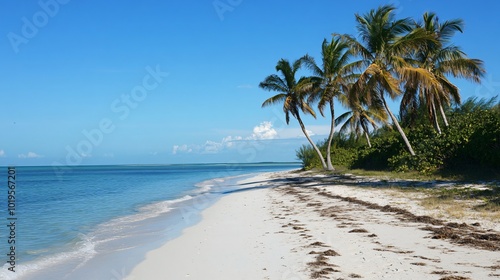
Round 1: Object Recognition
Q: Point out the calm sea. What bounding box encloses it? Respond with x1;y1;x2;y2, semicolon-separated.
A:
0;163;300;279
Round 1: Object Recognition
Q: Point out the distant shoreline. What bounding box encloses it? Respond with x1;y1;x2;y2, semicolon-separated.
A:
0;161;302;168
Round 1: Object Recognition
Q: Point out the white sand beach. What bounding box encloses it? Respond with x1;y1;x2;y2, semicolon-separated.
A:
126;171;500;280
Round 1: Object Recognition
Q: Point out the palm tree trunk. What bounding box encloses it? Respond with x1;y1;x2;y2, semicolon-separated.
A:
431;99;442;134
364;132;372;147
325;101;335;171
296;112;328;170
437;99;449;127
381;94;416;156
360;121;372;148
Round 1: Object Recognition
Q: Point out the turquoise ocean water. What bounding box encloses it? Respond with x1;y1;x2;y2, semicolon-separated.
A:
0;163;300;279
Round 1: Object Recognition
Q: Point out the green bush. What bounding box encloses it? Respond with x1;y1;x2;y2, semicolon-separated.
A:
445;109;500;169
353;132;404;170
295;97;500;177
331;147;359;167
296;144;319;170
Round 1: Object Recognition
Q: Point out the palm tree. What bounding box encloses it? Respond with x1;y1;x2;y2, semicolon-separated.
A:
338;4;438;156
336;92;388;147
259;58;328;170
301;36;360;170
401;12;485;133
454;96;499;114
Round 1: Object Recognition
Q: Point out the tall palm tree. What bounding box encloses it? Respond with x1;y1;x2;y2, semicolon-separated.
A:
401;12;485;133
301;36;360;170
259;58;328;170
338;4;438;156
336;92;388;147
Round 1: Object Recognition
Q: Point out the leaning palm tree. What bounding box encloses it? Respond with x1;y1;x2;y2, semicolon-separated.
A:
301;36;360;170
338;4;438;156
259;58;328;170
336;92;388;147
401;12;485;133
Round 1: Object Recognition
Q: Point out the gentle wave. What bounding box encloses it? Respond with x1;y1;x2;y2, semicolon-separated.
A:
0;233;96;280
195;173;260;193
2;194;197;279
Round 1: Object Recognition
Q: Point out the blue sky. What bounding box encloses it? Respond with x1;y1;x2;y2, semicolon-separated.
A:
1;0;499;166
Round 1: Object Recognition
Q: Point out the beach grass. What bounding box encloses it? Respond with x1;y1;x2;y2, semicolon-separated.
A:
307;162;500;182
304;166;500;224
419;185;500;220
322;166;448;181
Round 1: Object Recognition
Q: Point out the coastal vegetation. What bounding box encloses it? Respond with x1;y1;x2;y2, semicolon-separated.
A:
259;5;498;179
296;95;499;179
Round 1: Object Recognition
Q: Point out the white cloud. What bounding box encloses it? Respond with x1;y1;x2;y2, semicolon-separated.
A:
0;150;5;157
173;135;247;155
203;140;223;154
202;136;243;154
18;152;43;159
197;122;277;154
250;121;277;140
172;144;193;155
223;136;243;147
172;121;302;155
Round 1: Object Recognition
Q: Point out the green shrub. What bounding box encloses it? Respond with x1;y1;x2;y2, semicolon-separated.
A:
295;144;318;170
331;147;359;167
449;109;500;169
353;132;403;170
295;97;500;177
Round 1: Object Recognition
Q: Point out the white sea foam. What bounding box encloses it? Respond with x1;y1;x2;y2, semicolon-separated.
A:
0;195;197;279
0;233;96;280
98;195;194;229
140;195;194;211
195;173;256;193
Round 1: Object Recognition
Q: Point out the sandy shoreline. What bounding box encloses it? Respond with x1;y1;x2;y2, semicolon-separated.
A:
126;171;500;279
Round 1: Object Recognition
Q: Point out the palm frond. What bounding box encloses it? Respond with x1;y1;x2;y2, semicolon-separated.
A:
335;111;353;127
439;18;464;42
391;27;436;57
378;69;401;99
440;58;485;83
300;54;323;77
261;93;287;108
259;74;288;92
276;59;296;89
434;45;466;62
399;66;440;93
438;76;460;104
301;100;317;118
